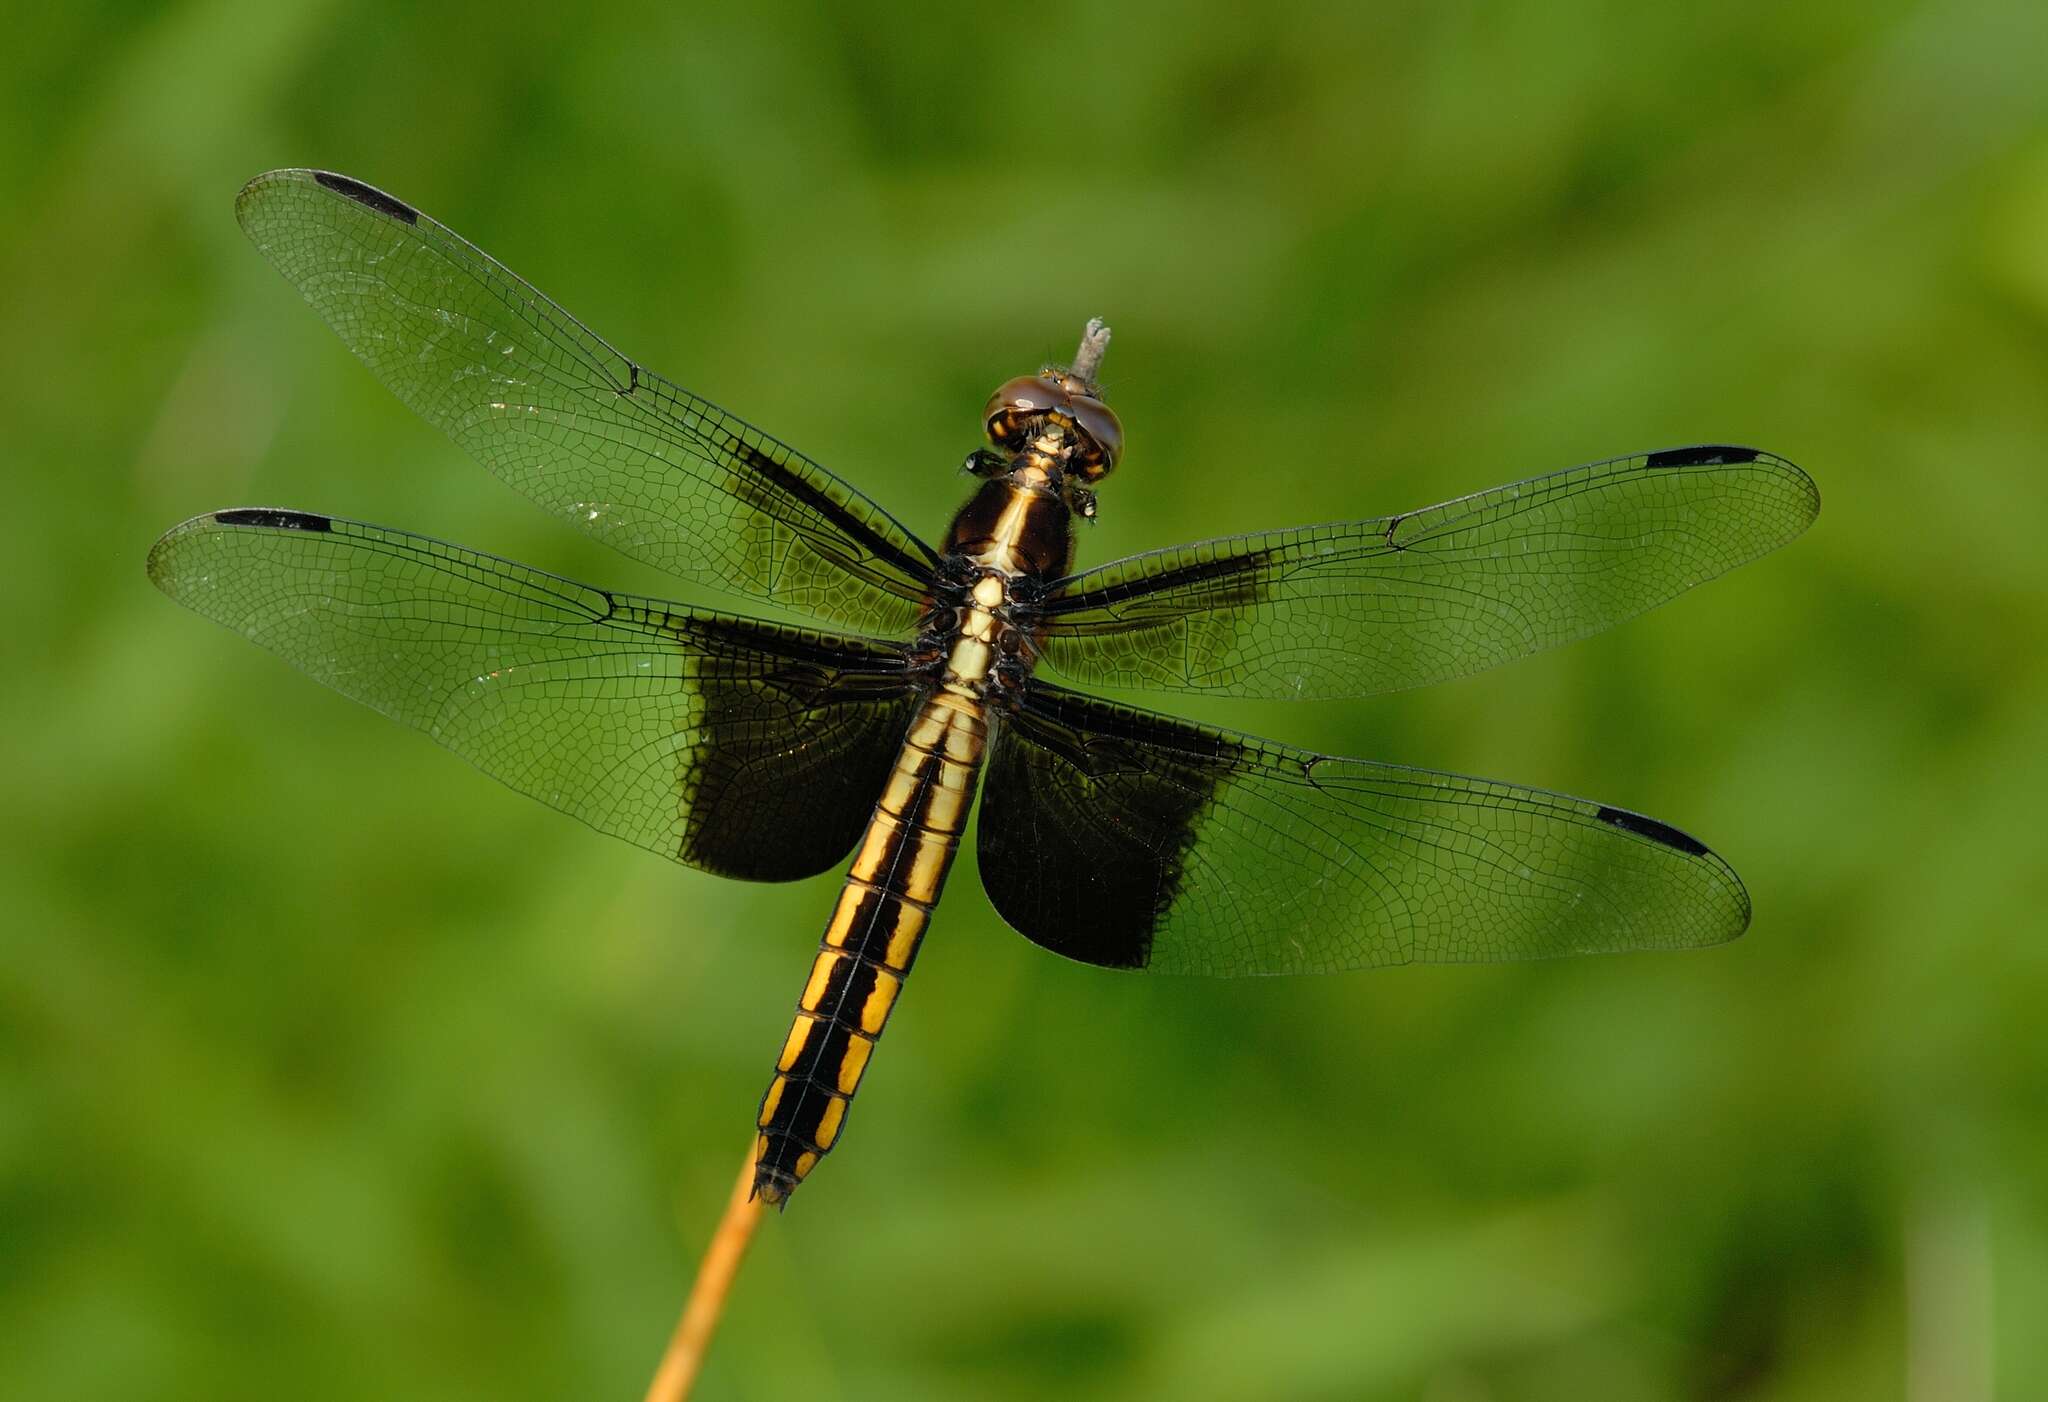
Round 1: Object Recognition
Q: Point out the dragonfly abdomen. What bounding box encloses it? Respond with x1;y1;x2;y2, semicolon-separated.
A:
752;691;988;1205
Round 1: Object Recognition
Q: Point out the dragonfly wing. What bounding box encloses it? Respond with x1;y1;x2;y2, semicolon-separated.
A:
149;509;922;882
979;682;1749;975
1040;447;1818;699
236;169;940;634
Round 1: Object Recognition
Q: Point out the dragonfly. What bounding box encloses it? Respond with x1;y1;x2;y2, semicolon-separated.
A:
149;170;1820;1206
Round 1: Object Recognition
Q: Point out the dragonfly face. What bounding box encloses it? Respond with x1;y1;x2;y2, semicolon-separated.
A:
149;169;1820;1206
983;367;1123;479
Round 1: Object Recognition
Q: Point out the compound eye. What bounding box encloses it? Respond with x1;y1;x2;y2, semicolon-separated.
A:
983;375;1070;449
1065;394;1124;479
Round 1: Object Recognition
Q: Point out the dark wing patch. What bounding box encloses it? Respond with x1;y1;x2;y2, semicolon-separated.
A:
236;169;939;634
729;443;936;588
670;615;920;879
980;691;1236;969
214;507;331;532
312;171;419;224
1595;805;1710;857
1039;543;1273;614
1645;444;1760;468
1040;447;1818;699
978;682;1750;976
148;510;920;882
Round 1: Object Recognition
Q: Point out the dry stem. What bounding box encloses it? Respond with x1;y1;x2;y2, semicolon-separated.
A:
1070;317;1112;387
642;1144;764;1402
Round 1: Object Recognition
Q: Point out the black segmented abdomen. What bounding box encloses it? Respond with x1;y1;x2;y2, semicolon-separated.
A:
752;691;988;1204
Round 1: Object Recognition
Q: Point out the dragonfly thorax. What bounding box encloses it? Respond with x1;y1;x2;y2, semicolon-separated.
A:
941;473;1075;581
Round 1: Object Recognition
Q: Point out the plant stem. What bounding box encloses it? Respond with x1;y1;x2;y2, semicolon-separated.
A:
1070;317;1112;388
642;1143;763;1402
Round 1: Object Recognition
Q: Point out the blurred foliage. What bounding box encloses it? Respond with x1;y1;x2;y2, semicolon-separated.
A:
3;2;2046;1399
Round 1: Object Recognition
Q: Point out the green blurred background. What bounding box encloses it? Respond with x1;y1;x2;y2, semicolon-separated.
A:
5;3;2045;1399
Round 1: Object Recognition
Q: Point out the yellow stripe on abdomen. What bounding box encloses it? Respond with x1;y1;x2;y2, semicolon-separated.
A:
752;693;988;1206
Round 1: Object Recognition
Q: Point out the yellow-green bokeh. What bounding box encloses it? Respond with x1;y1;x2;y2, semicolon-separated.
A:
4;4;2045;1399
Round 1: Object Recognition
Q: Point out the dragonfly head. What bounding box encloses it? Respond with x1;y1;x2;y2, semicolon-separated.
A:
981;320;1124;488
981;376;1123;480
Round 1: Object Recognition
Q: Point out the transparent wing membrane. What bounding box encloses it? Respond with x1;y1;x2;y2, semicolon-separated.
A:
236;169;939;633
1041;447;1819;699
980;683;1749;976
148;509;920;882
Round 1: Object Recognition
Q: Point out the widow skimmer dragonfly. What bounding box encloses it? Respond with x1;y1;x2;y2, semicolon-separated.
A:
150;170;1819;1206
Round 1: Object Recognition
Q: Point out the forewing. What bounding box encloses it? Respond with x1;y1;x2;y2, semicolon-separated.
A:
235;169;939;634
148;510;921;882
1040;447;1819;699
979;683;1749;975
